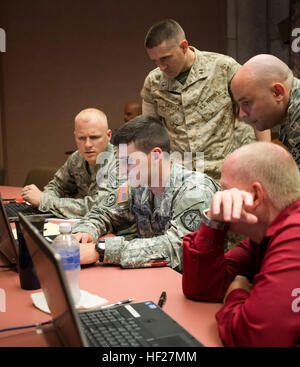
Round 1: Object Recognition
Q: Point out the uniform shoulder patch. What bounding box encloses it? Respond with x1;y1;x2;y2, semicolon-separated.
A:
117;183;129;204
102;192;117;207
180;209;202;232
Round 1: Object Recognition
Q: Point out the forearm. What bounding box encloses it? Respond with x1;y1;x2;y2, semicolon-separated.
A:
182;224;232;302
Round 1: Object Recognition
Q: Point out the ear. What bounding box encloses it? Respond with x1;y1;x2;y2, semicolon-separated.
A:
272;83;285;102
250;182;264;209
107;129;112;142
151;147;163;160
179;40;189;53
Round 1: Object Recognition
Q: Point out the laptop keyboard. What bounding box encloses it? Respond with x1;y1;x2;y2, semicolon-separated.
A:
4;201;45;218
80;307;159;347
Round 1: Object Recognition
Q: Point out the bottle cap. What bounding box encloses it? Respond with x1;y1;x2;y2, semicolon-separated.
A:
59;222;72;234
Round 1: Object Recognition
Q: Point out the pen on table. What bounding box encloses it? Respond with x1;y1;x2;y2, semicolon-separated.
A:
151;261;168;267
158;291;167;308
101;298;135;309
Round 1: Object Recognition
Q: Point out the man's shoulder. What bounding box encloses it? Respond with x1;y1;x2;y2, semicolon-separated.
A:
194;48;240;66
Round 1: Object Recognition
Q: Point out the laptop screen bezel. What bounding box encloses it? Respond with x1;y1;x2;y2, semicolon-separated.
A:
18;212;88;347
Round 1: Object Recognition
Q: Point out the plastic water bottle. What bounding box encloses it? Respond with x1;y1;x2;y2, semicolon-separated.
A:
52;223;81;306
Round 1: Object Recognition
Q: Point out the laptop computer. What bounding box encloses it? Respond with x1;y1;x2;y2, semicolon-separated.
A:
19;212;204;347
3;197;53;222
0;195;19;266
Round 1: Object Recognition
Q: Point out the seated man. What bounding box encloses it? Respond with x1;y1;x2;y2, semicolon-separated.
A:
22;108;118;218
124;101;142;123
182;142;300;346
72;115;220;272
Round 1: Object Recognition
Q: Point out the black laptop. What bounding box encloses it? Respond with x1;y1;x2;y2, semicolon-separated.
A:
3;197;53;222
0;195;19;266
19;212;204;347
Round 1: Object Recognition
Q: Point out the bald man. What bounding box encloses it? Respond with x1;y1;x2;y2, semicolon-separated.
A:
182;142;300;346
124;101;142;123
22;108;119;218
231;54;300;167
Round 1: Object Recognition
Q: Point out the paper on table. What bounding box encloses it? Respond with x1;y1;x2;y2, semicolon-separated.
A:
12;221;61;240
31;290;108;314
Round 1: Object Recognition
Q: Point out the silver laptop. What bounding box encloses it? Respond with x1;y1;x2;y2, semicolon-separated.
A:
19;212;204;347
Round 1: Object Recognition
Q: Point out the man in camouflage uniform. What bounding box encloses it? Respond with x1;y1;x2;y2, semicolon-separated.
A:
234;119;257;148
141;19;269;181
22;108;118;218
73;116;220;272
231;54;300;169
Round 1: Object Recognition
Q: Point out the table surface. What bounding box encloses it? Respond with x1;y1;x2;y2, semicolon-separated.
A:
0;186;223;347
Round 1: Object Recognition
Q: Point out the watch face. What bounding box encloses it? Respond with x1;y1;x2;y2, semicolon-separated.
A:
180;210;201;232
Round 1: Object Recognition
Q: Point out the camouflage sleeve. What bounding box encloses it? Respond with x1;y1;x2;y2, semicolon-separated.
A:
39;189;108;219
102;179;220;273
71;187;136;240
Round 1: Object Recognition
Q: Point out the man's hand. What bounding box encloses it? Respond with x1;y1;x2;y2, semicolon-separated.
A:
22;184;42;207
73;232;94;244
79;241;99;265
208;188;258;225
224;275;252;303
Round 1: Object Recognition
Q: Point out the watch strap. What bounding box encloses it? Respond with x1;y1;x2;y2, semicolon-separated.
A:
201;209;229;231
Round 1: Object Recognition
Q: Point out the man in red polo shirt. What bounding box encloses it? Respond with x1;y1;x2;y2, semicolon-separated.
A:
182;142;300;347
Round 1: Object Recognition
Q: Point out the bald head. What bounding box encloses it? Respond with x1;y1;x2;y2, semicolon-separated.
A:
234;54;293;88
231;54;293;131
222;142;300;211
124;101;142;123
74;108;111;165
75;108;108;130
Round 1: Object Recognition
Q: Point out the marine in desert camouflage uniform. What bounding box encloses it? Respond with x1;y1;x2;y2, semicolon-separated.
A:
142;19;266;181
73;116;220;272
22;108;119;218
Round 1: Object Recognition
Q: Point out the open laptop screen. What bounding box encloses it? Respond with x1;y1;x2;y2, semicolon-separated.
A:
19;212;87;346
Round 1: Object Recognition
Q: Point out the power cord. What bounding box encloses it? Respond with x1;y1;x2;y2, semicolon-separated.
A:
0;320;52;333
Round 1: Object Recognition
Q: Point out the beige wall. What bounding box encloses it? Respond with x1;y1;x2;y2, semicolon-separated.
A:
0;0;226;186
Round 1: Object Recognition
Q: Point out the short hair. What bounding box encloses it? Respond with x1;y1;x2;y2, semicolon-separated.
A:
231;142;300;211
144;19;185;49
113;115;170;154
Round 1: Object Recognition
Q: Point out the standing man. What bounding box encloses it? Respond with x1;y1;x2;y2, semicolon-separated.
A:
231;53;300;168
22;108;119;218
72;116;219;272
141;19;269;180
182;142;300;346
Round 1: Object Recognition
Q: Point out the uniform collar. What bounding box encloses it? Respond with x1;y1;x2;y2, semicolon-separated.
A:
158;47;208;92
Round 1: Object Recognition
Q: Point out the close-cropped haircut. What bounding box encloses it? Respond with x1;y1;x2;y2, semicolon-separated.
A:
144;19;185;49
113;115;170;154
232;142;300;211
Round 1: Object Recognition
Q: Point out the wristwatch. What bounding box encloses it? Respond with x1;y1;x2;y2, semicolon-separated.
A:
95;240;105;263
201;209;229;231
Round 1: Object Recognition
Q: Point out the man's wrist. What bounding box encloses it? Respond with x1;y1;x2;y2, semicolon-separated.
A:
95;240;105;263
202;209;229;231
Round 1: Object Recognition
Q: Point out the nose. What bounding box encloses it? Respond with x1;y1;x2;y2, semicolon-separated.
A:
239;107;248;118
157;61;167;72
84;138;93;148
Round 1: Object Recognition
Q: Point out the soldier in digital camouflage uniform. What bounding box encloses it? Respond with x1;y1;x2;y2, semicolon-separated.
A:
141;19;266;181
234;119;257;148
231;54;300;169
72;116;220;272
22;108;119;218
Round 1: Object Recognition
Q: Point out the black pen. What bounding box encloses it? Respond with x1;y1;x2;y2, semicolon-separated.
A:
101;298;135;309
158;291;167;308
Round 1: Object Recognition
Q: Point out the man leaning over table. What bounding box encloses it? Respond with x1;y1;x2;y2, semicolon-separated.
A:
22;108;119;218
182;142;300;346
72;115;220;272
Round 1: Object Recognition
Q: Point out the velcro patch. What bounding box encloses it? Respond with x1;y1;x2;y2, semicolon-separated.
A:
180;209;201;232
117;183;129;203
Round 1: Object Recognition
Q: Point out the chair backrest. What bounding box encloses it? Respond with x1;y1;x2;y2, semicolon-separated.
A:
24;167;58;190
0;167;5;185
